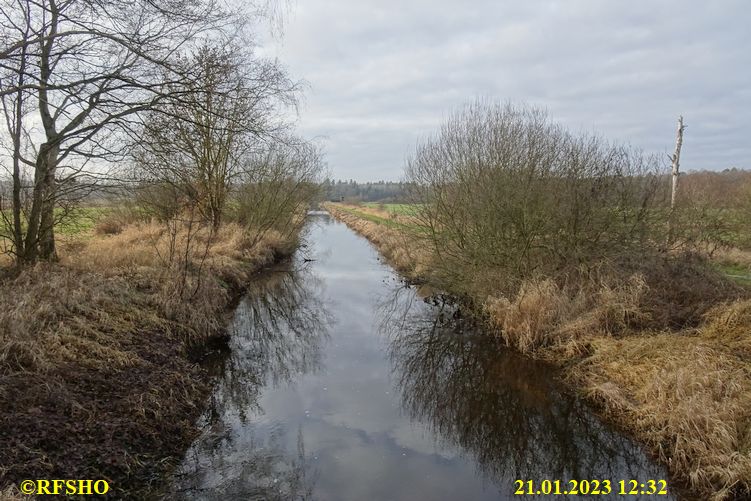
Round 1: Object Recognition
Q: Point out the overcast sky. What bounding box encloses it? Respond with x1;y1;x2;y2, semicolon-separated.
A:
261;0;750;181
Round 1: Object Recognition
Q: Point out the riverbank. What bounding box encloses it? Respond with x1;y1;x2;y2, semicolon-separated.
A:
325;202;751;501
0;222;300;499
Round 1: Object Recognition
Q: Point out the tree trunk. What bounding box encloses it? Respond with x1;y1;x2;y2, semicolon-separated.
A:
23;142;59;263
666;116;686;248
671;116;685;210
38;174;58;261
11;89;25;263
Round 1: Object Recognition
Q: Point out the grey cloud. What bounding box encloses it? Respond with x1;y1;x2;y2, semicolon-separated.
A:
265;0;750;180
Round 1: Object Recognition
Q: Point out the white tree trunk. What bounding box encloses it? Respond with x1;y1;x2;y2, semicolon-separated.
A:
671;116;686;210
666;116;686;249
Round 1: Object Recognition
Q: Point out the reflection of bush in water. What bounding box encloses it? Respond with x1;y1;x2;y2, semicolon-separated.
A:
380;285;665;485
173;264;328;500
202;264;330;422
177;426;317;501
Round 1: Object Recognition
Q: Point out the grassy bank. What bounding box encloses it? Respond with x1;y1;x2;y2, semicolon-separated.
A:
0;218;300;498
325;202;751;501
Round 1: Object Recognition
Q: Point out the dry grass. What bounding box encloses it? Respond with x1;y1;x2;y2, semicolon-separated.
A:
343;203;419;226
713;247;751;271
580;328;751;500
70;221;282;270
0;221;299;497
324;203;431;278
484;273;649;353
0;486;25;501
486;274;751;500
701;300;751;360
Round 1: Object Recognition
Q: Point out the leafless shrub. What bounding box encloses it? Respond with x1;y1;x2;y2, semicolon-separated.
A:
406;101;666;298
232;140;323;246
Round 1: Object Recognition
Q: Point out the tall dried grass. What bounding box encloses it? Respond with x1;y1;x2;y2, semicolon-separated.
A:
69;222;290;274
701;299;751;360
581;329;751;500
1;221;295;374
0;219;299;496
0;265;148;374
484;273;649;353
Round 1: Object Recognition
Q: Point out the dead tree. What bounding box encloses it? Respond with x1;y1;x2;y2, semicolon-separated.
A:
666;115;686;248
671;116;686;210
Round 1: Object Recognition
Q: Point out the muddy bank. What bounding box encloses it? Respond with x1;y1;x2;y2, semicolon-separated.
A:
0;226;300;499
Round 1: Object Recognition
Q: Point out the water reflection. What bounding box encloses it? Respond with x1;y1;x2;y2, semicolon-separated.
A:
171;261;330;500
379;282;676;499
169;215;681;501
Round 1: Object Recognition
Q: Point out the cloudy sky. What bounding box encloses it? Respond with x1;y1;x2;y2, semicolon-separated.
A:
262;0;750;181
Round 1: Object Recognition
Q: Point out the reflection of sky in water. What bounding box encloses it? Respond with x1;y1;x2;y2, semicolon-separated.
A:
169;214;680;501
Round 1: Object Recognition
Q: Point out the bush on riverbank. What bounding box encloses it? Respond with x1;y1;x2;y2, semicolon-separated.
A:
405;102;670;299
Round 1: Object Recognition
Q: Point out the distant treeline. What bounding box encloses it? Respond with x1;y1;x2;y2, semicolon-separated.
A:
316;169;751;205
680;168;751;208
321;179;411;203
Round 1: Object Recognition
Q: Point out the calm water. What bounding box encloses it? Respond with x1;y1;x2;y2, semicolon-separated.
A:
168;213;678;500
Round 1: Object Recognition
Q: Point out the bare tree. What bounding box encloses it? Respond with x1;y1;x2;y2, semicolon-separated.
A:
665;115;686;248
670;116;686;210
131;43;299;229
0;0;244;264
234;139;324;246
0;0;30;260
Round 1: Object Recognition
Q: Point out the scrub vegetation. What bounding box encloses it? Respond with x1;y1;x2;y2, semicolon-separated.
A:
326;101;751;501
0;0;322;496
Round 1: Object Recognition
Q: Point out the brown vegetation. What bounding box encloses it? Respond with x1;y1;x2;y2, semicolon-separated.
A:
580;318;751;501
0;0;320;494
0;221;300;498
384;101;751;499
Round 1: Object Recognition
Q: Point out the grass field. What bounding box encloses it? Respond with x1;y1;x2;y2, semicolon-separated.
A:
55;207;112;235
338;204;418;231
0;206;112;237
362;202;420;216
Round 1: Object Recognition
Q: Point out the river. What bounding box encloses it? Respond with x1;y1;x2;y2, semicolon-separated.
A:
167;212;677;500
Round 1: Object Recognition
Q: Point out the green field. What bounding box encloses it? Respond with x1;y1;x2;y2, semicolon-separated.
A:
362;202;420;216
1;206;111;237
713;262;751;285
336;204;430;236
337;205;406;229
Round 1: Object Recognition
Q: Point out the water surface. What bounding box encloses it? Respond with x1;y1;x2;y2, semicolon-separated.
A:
170;213;676;500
